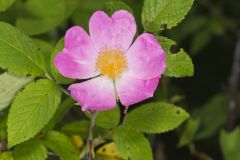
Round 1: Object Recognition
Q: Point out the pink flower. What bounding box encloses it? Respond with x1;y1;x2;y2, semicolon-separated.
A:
54;10;166;111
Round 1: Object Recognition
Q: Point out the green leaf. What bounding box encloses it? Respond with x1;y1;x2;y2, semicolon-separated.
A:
220;128;240;160
165;49;194;77
113;126;153;160
193;93;229;140
7;79;61;147
13;138;47;160
33;39;54;75
50;38;75;84
16;0;78;35
124;102;189;133
178;118;200;147
0;0;15;12
71;0;107;30
190;30;211;54
0;152;13;160
44;98;75;132
157;36;194;77
65;0;79;18
104;1;133;15
0;22;45;77
43;131;79;160
142;0;194;32
207;18;226;36
61;120;90;139
0;112;7;140
96;107;120;129
61;120;107;139
0;72;32;112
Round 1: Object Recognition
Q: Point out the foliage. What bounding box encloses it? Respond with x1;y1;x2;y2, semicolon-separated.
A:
0;73;32;112
142;0;194;32
1;0;238;159
123;102;189;133
113;126;152;160
7;79;61;147
13;138;47;160
220;128;240;160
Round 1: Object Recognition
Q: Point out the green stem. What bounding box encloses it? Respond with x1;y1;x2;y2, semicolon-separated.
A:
87;111;98;160
122;106;129;123
189;143;213;160
0;141;7;153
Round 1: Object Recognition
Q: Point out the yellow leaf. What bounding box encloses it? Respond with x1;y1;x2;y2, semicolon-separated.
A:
96;142;124;160
70;135;84;150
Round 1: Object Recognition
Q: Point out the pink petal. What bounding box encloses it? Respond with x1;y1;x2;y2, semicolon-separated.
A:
89;10;136;52
116;72;160;106
68;77;116;111
126;33;166;79
54;26;99;79
54;51;98;79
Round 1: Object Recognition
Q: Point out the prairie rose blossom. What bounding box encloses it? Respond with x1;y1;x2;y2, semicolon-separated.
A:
54;10;166;111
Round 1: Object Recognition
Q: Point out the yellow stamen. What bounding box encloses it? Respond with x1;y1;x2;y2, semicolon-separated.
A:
96;48;127;80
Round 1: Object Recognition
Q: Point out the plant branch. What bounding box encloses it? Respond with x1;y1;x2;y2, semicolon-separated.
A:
188;143;213;160
0;141;7;153
59;85;71;97
227;31;240;132
122;106;129;123
87;111;98;160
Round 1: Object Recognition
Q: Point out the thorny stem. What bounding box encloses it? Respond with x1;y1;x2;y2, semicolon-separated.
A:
226;31;240;132
87;111;98;160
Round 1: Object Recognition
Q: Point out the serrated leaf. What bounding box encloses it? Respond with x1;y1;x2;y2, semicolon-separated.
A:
178;118;200;147
104;1;132;15
0;22;45;77
124;102;189;133
95;107;120;129
193;93;229;140
0;72;32;112
13;138;47;160
157;36;194;77
7;79;61;147
0;152;13;160
50;38;75;84
165;49;194;77
43;131;79;160
113;127;153;160
220;128;240;160
142;0;194;32
16;0;78;35
0;0;15;12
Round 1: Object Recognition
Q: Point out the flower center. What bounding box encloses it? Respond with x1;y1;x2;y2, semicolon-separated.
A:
96;48;127;80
